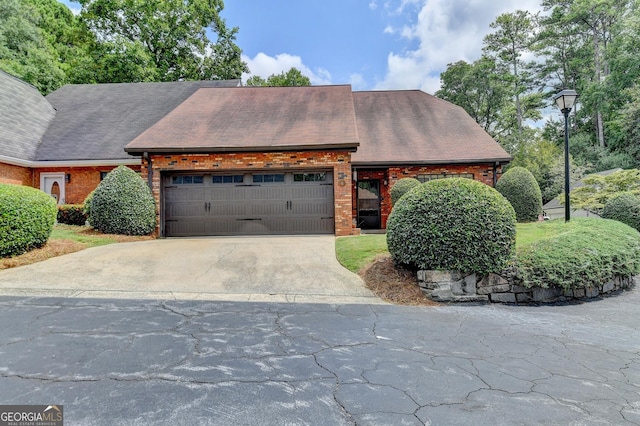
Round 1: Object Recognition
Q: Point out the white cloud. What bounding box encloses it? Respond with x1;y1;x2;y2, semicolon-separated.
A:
242;52;332;85
376;0;543;93
349;73;367;90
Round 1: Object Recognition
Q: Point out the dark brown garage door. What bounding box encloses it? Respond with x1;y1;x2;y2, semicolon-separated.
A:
163;171;335;236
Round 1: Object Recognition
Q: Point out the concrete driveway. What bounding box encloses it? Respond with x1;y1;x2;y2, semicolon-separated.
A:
0;236;379;303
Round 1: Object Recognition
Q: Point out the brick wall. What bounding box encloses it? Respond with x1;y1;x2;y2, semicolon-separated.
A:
143;151;356;236
0;162;33;186
34;165;142;204
388;164;502;187
353;163;504;230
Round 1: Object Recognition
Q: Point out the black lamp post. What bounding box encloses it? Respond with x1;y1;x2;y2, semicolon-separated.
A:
553;89;578;222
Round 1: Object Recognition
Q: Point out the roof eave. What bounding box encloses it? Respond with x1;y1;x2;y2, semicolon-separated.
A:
125;142;360;155
352;157;512;167
0;154;141;168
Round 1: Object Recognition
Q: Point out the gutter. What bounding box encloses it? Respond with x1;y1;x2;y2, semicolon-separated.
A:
124;142;360;155
352;158;512;167
0;154;141;168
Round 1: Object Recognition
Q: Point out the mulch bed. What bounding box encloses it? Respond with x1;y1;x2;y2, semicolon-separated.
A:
360;254;439;306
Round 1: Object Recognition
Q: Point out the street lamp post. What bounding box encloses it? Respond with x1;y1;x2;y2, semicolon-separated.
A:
553;89;578;222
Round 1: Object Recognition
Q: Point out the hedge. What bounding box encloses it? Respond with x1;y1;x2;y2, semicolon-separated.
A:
390;178;421;206
515;218;640;290
57;204;88;226
386;178;516;274
601;192;640;232
496;166;543;222
0;184;57;257
90;166;156;235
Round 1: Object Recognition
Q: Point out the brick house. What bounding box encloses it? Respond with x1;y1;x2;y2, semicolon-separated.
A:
0;70;511;237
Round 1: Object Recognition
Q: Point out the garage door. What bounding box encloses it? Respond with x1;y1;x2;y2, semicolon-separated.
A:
163;171;335;236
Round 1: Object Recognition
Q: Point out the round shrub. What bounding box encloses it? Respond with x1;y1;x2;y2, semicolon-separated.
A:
495;166;543;222
601;192;640;231
390;178;420;206
386;178;516;274
83;190;95;225
0;184;57;257
90;166;156;235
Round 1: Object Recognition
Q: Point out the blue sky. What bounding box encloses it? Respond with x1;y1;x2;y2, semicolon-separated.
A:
59;0;542;93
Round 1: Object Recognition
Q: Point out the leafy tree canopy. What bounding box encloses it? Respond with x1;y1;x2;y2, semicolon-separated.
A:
246;68;312;87
0;0;70;94
77;0;248;82
571;169;640;214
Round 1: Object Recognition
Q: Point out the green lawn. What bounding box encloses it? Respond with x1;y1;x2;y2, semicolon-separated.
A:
336;220;570;273
514;219;574;246
335;234;388;273
50;225;121;248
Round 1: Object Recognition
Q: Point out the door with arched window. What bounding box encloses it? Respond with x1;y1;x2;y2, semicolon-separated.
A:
40;173;66;204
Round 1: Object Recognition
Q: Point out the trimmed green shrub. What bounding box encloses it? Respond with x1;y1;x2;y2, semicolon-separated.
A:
57;204;88;226
0;184;57;257
83;190;95;225
496;166;543;222
515;218;640;289
386;178;516;274
601;192;640;232
90;166;156;235
390;178;420;206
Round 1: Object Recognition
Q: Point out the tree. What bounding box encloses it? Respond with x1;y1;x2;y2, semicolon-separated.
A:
246;68;312;87
0;0;68;94
540;0;635;149
77;0;248;82
570;169;640;214
483;10;539;137
436;57;509;135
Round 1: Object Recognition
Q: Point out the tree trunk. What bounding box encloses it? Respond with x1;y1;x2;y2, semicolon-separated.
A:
593;22;606;148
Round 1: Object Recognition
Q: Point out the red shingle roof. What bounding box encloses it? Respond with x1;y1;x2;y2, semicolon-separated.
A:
125;85;510;165
351;90;510;165
125;85;359;153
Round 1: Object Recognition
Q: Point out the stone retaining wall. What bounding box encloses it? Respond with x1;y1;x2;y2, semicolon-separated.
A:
417;270;634;303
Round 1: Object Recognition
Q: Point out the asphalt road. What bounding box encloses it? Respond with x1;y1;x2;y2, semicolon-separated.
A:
0;290;639;425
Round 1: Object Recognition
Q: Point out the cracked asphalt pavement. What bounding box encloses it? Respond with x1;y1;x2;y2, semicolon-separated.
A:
0;290;639;425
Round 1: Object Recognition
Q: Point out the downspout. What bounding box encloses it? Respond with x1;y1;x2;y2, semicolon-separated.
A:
143;152;152;189
492;162;498;187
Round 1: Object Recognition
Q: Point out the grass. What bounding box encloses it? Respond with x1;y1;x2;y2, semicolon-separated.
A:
0;224;154;270
335;234;388;273
515;219;574;246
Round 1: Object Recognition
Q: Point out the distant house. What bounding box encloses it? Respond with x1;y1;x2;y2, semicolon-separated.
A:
0;70;511;236
542;168;622;220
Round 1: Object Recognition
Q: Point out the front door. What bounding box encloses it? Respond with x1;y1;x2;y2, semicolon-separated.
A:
357;180;381;229
40;173;66;205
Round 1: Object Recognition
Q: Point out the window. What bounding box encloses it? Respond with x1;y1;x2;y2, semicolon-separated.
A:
212;175;244;184
172;175;204;184
100;172;109;181
416;173;473;183
294;173;327;182
252;174;285;183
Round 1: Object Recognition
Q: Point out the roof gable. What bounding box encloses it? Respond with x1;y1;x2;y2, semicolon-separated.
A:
37;79;240;161
351;90;510;165
125;85;359;153
0;70;55;161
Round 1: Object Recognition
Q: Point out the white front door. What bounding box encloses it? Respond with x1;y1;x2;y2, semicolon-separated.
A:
40;173;66;205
